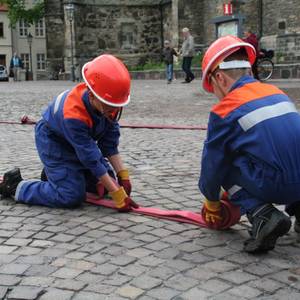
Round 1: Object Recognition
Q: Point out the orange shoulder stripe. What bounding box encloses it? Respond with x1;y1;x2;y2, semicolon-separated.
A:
212;82;286;118
63;83;93;128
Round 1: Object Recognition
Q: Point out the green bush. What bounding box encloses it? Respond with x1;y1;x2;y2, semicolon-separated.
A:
191;52;204;67
128;51;203;71
127;60;165;71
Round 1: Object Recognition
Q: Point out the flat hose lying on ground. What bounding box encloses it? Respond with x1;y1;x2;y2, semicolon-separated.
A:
86;193;241;230
0;115;208;130
0;183;240;230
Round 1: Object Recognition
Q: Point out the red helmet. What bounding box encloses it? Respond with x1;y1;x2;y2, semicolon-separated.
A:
202;35;256;93
82;54;131;107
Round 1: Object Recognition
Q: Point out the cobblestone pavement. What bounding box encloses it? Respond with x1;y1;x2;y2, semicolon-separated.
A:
0;79;300;299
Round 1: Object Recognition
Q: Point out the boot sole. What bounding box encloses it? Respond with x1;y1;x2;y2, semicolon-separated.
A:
0;168;22;198
244;216;291;254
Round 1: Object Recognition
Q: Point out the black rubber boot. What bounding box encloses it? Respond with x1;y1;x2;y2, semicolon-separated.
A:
244;204;291;254
0;168;23;198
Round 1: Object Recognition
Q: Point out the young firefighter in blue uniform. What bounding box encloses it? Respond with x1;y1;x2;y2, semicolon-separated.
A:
0;54;138;212
200;35;300;253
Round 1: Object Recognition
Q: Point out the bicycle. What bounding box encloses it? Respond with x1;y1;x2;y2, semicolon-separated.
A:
256;49;274;81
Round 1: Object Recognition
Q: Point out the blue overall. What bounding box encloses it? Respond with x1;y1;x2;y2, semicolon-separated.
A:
15;83;120;208
199;76;300;215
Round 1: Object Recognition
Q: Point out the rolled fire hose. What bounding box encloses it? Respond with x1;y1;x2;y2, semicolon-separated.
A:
86;193;241;230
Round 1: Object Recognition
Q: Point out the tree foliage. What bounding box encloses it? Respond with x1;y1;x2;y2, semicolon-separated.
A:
0;0;45;26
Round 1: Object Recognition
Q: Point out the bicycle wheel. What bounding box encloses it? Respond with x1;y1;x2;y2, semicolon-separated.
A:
257;58;274;81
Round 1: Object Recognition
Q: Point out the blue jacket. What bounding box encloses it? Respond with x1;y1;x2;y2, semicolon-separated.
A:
199;75;300;201
42;83;120;179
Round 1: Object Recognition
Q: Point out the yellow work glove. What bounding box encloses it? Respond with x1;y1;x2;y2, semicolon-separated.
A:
117;169;132;196
109;186;138;212
202;199;223;226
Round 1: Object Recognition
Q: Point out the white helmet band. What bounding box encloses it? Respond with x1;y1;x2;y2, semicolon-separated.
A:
219;60;251;70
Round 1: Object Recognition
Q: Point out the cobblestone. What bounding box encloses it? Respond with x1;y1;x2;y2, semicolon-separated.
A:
117;285;144;299
131;275;162;290
6;286;44;299
0;274;21;286
39;288;74;300
0;80;299;299
0;287;8;299
51;267;84;279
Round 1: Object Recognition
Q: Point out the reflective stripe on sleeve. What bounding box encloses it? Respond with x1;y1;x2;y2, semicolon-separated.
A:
228;185;242;196
54;90;69;114
238;101;298;131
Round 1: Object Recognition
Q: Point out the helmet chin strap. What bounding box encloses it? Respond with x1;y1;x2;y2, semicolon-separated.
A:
88;90;123;122
107;107;123;123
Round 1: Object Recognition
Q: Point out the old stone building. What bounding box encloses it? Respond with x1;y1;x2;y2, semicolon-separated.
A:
45;0;300;78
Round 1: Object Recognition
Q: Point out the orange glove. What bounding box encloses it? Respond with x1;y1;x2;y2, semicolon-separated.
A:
202;199;223;228
109;186;139;212
117;169;132;196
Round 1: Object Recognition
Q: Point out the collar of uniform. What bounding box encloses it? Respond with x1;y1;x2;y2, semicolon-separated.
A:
82;89;100;119
229;75;257;92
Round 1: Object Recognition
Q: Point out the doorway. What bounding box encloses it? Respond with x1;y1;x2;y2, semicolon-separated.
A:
0;54;6;66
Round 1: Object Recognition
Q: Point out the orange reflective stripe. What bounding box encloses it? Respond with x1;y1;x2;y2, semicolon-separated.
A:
212;82;286;118
63;83;93;128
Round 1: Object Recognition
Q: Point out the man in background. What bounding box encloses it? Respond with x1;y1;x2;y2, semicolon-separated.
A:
180;28;195;83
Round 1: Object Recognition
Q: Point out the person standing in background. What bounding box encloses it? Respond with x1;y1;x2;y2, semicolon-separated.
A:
243;30;259;79
180;28;195;83
10;52;23;81
162;40;178;84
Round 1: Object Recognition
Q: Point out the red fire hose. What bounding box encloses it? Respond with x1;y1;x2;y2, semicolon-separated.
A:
86;193;240;230
0;116;208;130
0;184;240;230
0;116;241;229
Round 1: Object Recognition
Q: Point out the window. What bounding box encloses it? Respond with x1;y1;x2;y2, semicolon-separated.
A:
0;22;4;38
37;53;45;70
21;53;30;69
19;19;29;37
120;23;136;49
278;21;286;30
35;19;44;37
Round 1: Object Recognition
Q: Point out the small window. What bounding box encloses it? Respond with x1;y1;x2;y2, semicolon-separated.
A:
120;23;136;50
278;21;286;30
0;22;4;38
21;53;30;69
37;53;46;70
19;19;29;37
35;19;44;37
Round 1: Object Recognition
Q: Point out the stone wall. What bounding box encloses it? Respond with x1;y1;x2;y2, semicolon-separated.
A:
237;0;259;35
260;0;300;67
276;34;300;64
263;0;300;36
161;2;172;46
45;0;300;78
44;0;65;74
46;0;166;73
202;0;224;45
74;1;164;68
178;0;204;45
